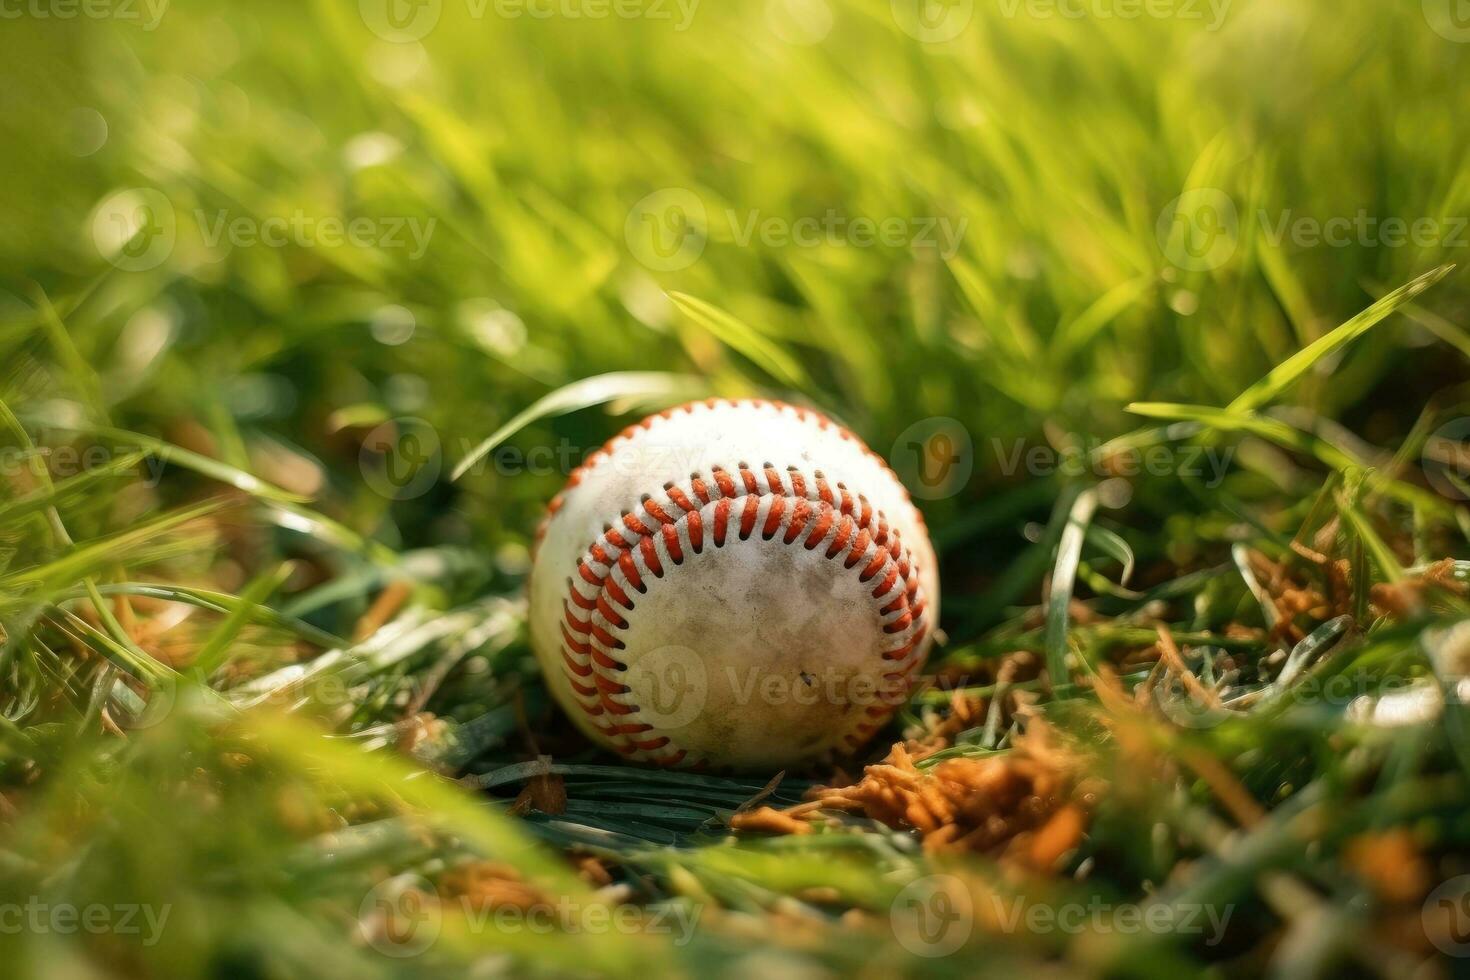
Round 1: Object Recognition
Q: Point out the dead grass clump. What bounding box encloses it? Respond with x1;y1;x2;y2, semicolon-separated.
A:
439;861;553;912
734;728;1098;870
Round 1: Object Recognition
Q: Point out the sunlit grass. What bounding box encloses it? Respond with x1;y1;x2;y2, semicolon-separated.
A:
1;0;1469;975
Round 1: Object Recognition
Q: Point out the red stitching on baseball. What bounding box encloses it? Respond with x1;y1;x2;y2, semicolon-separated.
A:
536;399;930;548
557;467;929;766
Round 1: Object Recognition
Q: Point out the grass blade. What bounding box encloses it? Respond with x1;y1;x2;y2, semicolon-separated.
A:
668;293;812;390
1045;487;1098;693
190;562;296;679
451;372;704;481
1226;264;1455;413
71;426;307;504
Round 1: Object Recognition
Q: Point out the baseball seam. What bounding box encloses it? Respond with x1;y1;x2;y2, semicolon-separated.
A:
558;462;929;767
539;398;930;544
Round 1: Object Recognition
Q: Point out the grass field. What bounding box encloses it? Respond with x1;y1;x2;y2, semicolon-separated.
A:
3;1;1470;976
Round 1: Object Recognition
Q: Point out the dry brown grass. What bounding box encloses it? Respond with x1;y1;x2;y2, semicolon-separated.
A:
733;723;1098;869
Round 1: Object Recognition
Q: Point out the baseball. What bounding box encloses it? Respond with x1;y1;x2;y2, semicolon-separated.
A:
530;399;939;769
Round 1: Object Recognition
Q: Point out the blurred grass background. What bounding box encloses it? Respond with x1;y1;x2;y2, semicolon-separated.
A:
1;0;1470;976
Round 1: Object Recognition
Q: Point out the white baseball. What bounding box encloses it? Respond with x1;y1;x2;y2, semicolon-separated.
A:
530;399;938;770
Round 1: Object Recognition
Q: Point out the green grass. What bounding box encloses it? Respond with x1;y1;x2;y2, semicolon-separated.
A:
2;1;1470;976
